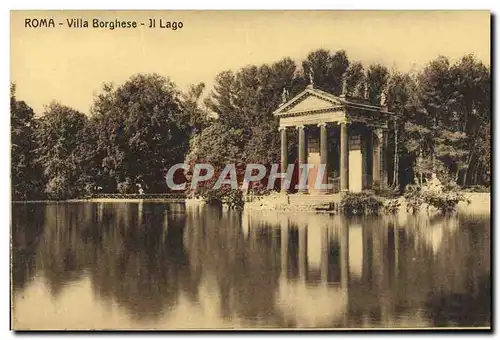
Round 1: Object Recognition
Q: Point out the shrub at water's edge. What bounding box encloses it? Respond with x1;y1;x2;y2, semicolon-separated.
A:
403;184;470;215
195;187;245;211
191;179;472;214
332;181;470;216
339;192;383;216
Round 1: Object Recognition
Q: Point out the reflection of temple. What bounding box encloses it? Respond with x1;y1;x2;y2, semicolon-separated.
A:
275;215;351;327
243;211;482;328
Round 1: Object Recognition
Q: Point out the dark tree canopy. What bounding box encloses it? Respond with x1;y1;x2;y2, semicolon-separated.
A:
90;73;191;193
11;84;43;200
11;50;491;200
35;102;88;199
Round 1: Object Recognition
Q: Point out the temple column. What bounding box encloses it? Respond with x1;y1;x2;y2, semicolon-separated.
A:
319;123;328;194
280;127;288;193
381;129;389;187
340;121;349;192
372;129;381;185
374;128;388;188
297;125;308;193
362;131;367;190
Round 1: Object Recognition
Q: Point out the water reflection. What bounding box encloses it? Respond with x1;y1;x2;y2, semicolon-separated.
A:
11;203;490;329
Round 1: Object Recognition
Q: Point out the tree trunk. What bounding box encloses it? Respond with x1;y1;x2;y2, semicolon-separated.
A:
463;151;474;186
472;161;480;186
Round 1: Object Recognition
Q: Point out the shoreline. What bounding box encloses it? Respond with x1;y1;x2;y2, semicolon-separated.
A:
11;192;490;214
11;198;186;203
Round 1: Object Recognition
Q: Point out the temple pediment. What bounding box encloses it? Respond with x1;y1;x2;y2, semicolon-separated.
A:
273;88;344;116
288;95;338;113
274;86;392;129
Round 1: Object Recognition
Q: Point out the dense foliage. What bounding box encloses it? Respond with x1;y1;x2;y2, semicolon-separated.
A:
35;102;88;199
11;85;43;200
339;192;383;216
11;49;490;200
12;74;194;200
200;188;245;211
89;74;193;194
403;184;469;215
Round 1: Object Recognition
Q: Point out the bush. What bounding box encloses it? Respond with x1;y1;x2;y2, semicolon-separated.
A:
403;184;470;215
462;185;490;193
403;184;425;214
222;189;245;211
383;199;401;214
199;187;245;211
117;178;135;194
247;182;273;196
339;192;382;216
372;182;400;198
426;190;470;214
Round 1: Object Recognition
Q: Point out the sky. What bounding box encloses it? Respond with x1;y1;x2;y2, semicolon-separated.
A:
11;10;491;115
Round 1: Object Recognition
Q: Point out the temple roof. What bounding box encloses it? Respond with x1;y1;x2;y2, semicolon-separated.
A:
273;86;392;118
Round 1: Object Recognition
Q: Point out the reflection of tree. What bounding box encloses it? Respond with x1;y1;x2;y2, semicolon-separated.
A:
33;203;202;322
36;204;89;297
346;214;491;328
184;206;284;327
19;202;286;326
422;215;491;327
425;274;490;327
11;204;45;291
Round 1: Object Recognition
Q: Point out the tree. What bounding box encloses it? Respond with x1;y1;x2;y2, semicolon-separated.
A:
91;73;190;193
35;102;88;199
71;117;102;196
181;82;209;134
343;61;365;96
386;54;491;189
386;71;420;188
203;57;298;168
302;49;349;95
205;70;238;127
189;121;245;167
10;84;43;200
449;54;491;185
366;64;390;105
415;55;491;186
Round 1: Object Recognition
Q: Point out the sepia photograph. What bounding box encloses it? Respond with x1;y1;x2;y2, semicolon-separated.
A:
10;10;491;330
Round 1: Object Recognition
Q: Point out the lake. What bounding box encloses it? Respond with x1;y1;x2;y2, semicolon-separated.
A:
11;202;491;330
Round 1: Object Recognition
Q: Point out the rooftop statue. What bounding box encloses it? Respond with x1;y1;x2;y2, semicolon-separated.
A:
308;67;314;87
281;88;289;104
341;75;347;96
380;91;387;107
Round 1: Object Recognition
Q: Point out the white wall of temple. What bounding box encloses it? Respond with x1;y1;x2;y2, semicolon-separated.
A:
349;150;363;192
306;152;322;194
348;132;363;192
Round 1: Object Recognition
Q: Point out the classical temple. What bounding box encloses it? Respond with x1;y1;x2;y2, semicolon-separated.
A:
273;81;393;194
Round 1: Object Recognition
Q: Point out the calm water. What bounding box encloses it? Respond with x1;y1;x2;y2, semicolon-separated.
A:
11;202;491;330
